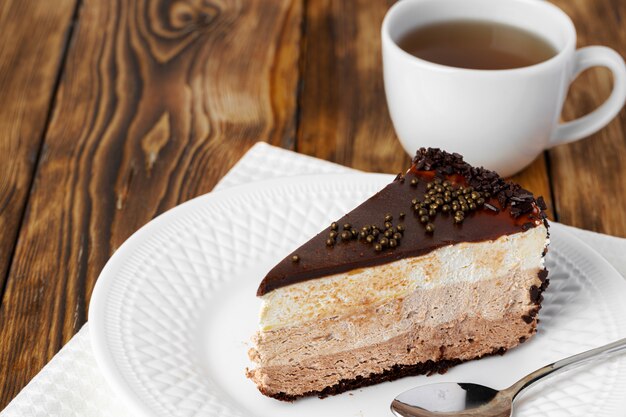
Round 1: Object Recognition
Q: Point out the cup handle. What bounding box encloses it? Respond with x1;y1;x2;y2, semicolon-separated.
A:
550;46;626;147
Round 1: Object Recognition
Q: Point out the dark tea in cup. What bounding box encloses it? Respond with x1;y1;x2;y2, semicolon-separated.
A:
397;20;557;70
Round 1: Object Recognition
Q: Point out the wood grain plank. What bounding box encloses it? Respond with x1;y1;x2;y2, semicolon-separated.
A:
0;0;302;407
297;0;554;215
297;0;410;173
0;0;78;299
549;0;626;236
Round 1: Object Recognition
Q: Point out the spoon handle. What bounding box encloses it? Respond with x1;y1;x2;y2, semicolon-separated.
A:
506;337;626;399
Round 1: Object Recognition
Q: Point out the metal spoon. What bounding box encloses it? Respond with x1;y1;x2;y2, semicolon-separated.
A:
391;337;626;417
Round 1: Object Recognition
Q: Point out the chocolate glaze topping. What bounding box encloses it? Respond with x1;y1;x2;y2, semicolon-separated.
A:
257;148;548;296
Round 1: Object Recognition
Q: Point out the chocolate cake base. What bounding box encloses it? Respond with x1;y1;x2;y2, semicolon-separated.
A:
262;347;508;402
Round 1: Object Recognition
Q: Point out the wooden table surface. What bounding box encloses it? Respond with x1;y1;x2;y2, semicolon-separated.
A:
0;0;624;408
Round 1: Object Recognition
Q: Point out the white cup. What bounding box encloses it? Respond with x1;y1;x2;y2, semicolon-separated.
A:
382;0;626;177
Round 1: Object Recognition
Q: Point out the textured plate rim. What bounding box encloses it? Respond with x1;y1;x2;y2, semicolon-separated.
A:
89;173;626;417
89;173;391;416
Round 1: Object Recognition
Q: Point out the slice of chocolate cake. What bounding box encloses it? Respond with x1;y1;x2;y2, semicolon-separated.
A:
247;148;549;401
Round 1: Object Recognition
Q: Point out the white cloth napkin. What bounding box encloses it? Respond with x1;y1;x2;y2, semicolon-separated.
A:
2;142;625;417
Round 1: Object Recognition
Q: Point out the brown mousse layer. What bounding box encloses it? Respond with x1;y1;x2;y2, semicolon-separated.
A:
258;348;511;402
258;148;548;296
261;356;472;402
250;265;548;400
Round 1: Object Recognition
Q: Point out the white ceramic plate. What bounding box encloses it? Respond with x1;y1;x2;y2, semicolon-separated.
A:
90;173;626;417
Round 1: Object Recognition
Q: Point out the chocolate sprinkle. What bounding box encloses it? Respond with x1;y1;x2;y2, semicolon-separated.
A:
521;315;534;324
536;196;548;211
412;148;545;219
529;285;541;303
531;268;550;310
484;203;500;213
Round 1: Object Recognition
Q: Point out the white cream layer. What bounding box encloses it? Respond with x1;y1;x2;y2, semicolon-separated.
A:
259;225;548;331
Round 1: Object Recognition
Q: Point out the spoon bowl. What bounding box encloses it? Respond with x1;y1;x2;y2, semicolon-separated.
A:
391;337;626;417
391;383;511;417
